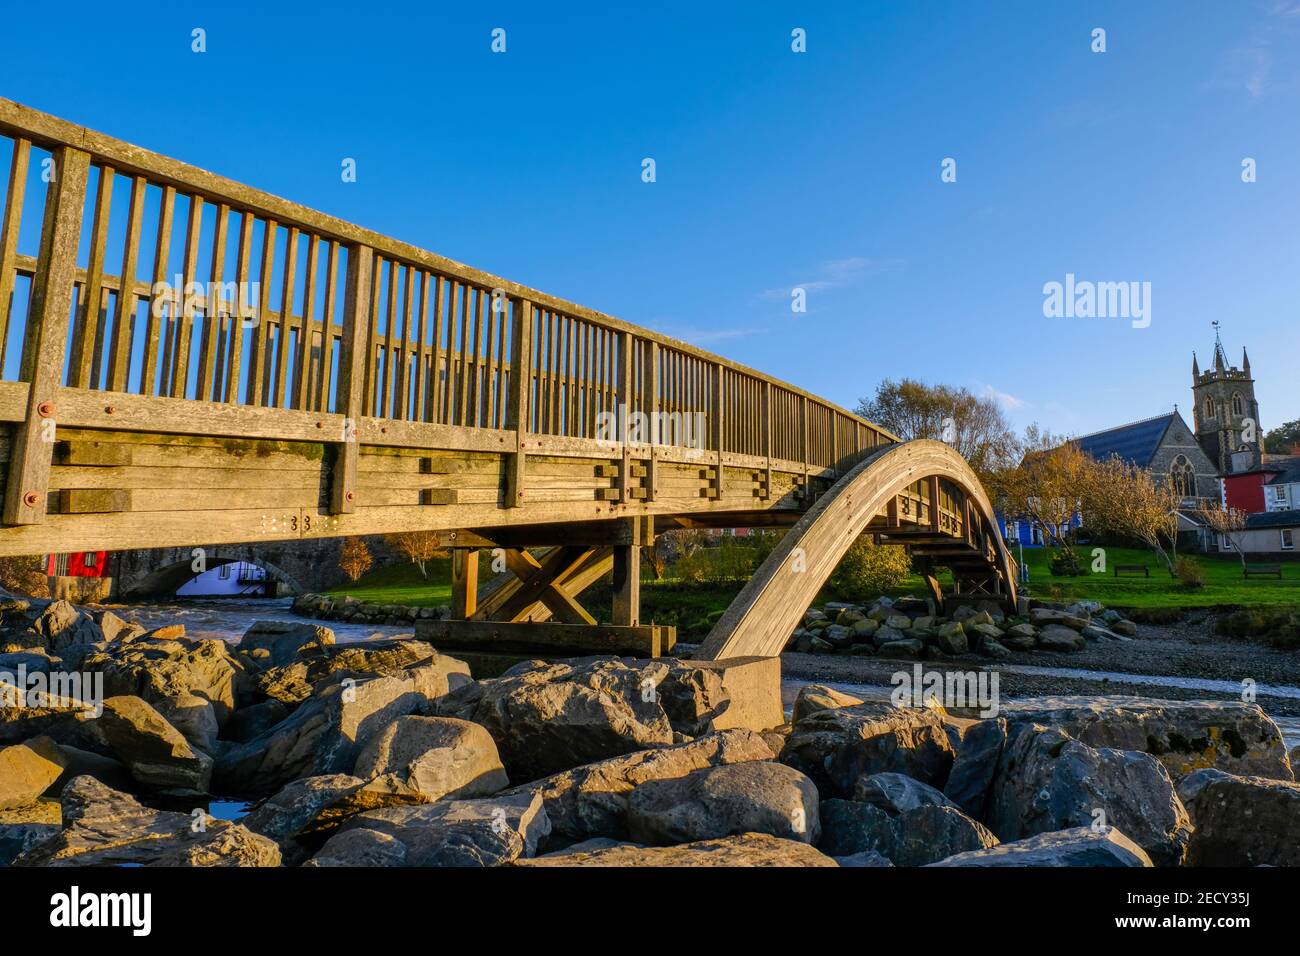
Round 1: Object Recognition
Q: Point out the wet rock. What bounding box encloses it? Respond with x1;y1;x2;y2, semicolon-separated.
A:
353;716;508;802
985;724;1191;866
928;826;1153;867
500;730;773;846
781;703;955;796
627;761;819;845
943;717;1007;819
307;792;549;867
518;832;837;867
214;675;427;797
791;684;864;725
17;776;276;866
1177;768;1300;866
0;736;67;809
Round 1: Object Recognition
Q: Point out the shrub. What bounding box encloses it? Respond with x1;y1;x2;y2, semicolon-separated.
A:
1048;547;1082;577
1173;557;1206;591
828;537;911;599
0;555;50;598
338;537;373;581
1216;609;1300;648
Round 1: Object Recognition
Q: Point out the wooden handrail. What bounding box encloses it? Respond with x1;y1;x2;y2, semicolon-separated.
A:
0;97;897;528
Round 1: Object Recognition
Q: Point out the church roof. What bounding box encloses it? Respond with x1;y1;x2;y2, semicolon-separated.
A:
1072;413;1178;468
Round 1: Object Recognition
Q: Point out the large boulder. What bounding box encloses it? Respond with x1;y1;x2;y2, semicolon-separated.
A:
501;729;773;846
468;659;676;782
627;761;820;846
81;637;248;726
214;675;427;797
1036;625;1084;651
237;620;336;668
1177;768;1300;866
519;832;837;867
985;724;1191;866
853;771;957;814
32;601;102;651
780;703;955;796
929;826;1153;867
0;736;67;809
85;696;213;794
241;774;420;865
1001;697;1292;781
943;717;1007;819
248;639;455;706
791;684;865;725
307;792;550;867
353;716;508;802
0;800;61;866
819;798;995;865
17;776;278;866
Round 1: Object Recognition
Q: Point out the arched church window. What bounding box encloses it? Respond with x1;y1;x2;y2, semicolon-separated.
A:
1170;455;1194;498
1231;392;1244;416
1204;395;1214;418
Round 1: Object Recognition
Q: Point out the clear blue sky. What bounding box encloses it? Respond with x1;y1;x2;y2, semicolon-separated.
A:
3;0;1297;437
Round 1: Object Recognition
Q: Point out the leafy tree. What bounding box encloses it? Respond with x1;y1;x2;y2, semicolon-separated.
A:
828;535;912;598
1264;418;1300;453
988;443;1096;566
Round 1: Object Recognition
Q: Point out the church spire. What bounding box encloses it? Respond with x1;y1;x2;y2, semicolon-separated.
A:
1191;351;1200;382
1212;320;1226;371
1242;347;1251;375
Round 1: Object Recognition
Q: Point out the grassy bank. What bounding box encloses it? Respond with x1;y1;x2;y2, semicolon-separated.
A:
1015;544;1300;611
321;544;1300;638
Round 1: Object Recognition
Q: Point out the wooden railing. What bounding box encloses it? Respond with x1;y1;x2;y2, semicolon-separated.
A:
0;98;896;527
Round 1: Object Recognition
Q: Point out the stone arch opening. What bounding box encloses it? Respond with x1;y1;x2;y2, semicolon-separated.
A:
117;553;306;600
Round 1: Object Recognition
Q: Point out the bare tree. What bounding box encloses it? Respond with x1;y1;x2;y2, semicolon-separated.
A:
1195;501;1251;569
338;537;373;582
1087;457;1184;575
855;378;1020;485
384;531;446;578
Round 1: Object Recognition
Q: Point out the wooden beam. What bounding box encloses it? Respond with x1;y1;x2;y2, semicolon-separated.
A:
3;146;90;525
329;244;372;513
450;548;480;620
416;618;672;657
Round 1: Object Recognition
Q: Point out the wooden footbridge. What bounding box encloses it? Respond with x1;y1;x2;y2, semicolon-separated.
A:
0;98;1016;661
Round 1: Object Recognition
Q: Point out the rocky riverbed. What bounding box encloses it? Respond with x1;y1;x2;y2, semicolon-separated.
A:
1;594;1299;867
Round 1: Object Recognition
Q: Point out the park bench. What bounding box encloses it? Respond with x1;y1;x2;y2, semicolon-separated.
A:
1243;564;1283;579
1113;564;1150;578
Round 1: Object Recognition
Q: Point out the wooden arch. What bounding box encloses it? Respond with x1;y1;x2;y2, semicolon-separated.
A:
694;440;1018;660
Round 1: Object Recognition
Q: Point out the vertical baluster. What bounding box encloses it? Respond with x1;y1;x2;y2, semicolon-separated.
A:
0;138;31;365
330;243;373;514
105;175;145;392
246;219;275;405
169;195;203;399
313;239;339;412
68;165;113;389
142;186;175;397
224;212;254;404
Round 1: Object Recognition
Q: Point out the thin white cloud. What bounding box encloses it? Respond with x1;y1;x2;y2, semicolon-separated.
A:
759;256;904;301
980;384;1027;411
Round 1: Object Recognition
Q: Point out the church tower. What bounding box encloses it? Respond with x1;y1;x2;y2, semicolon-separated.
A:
1191;324;1262;474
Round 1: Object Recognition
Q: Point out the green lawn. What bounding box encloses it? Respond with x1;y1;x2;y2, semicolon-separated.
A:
323;560;454;606
1014;544;1300;611
323;545;1300;631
